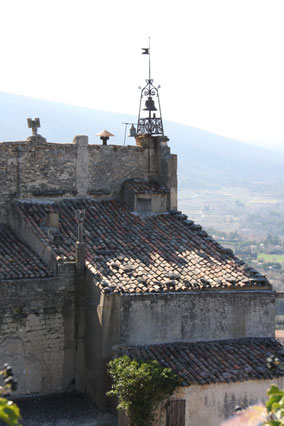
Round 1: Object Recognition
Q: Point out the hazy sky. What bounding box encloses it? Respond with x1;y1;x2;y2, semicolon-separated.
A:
1;0;284;143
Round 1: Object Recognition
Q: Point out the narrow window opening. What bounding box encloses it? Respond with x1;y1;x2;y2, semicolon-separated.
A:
136;197;152;212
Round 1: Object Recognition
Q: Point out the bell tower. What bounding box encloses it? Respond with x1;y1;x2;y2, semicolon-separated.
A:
133;41;177;211
137;41;164;136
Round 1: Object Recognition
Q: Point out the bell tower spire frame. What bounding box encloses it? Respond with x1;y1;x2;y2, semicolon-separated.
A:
137;38;164;136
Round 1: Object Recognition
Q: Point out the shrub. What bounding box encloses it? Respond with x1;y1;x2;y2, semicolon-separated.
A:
107;355;179;426
0;364;22;426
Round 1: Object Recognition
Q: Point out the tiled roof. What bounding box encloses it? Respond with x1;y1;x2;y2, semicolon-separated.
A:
14;198;270;294
123;179;169;194
0;226;52;280
113;338;284;386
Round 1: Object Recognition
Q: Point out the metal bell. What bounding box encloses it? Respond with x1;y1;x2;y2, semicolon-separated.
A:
143;97;157;112
128;124;137;138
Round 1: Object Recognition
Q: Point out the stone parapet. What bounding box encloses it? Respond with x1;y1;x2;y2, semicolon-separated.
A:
0;138;168;223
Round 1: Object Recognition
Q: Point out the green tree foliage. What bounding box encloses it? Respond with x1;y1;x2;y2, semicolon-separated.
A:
107;355;179;426
0;364;22;426
0;399;21;426
229;231;241;240
265;233;281;246
263;385;284;425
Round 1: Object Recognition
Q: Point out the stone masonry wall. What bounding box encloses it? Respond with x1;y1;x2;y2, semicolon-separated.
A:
87;144;147;196
0;139;149;224
84;271;121;408
0;142;19;224
0;141;77;223
0;135;177;223
119;291;275;345
0;263;75;395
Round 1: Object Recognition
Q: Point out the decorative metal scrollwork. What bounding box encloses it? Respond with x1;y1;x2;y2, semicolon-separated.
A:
137;78;164;136
143;88;157;97
137;118;164;135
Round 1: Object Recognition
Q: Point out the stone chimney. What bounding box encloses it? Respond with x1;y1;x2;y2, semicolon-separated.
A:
43;210;61;243
45;211;59;231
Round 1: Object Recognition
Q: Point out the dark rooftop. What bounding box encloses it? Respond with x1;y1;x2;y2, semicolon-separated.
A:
113;338;284;386
0;226;52;280
12;198;270;294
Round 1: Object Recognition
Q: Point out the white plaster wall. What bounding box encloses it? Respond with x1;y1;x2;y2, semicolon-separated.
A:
157;378;284;426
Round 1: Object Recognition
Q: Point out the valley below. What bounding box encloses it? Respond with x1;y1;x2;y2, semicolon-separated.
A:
179;184;284;327
1;90;284;324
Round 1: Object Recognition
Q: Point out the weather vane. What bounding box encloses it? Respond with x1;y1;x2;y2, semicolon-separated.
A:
137;37;164;136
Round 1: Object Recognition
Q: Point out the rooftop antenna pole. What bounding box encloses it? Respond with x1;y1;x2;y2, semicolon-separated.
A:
147;37;151;173
123;122;127;145
148;36;151;82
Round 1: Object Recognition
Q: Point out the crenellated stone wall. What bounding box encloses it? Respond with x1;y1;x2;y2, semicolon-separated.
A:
0;134;177;223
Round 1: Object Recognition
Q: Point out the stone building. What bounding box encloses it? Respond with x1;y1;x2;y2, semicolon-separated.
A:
0;125;283;425
1;88;284;426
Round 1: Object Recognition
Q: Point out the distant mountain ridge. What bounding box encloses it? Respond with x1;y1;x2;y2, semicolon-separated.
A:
1;91;284;190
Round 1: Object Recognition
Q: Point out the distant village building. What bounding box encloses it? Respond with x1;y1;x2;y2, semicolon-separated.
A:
0;64;284;425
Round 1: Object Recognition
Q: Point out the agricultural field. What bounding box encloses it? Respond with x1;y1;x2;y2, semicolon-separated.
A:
179;186;284;240
178;186;284;320
257;253;284;264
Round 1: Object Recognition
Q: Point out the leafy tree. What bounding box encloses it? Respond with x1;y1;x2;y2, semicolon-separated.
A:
107;355;179;426
263;384;284;425
229;231;241;240
0;399;21;426
265;233;281;246
0;364;22;426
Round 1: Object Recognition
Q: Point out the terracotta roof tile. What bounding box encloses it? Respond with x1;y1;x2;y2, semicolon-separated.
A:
13;198;271;294
0;226;52;280
114;338;284;386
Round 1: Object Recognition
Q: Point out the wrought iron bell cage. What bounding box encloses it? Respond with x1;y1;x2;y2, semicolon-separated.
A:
137;78;164;136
